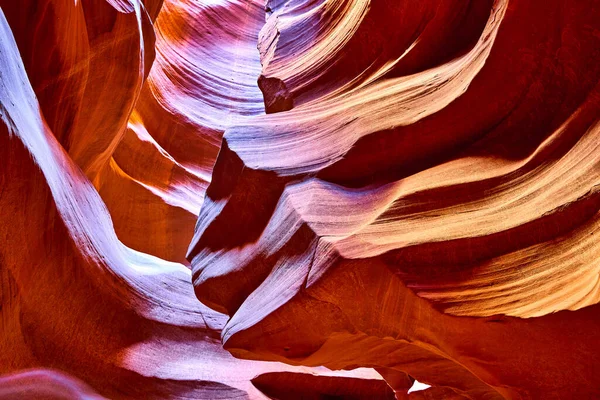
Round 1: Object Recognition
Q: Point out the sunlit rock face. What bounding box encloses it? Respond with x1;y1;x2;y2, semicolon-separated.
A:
1;0;599;398
0;0;392;398
188;0;600;398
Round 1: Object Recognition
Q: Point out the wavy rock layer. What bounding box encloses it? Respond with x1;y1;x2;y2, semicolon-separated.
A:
2;0;599;398
96;0;269;264
189;0;600;398
0;1;390;399
0;369;106;400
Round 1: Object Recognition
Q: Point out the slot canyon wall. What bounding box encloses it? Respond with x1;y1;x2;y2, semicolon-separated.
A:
1;0;599;399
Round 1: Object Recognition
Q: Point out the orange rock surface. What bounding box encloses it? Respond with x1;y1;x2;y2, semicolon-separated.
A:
1;0;599;398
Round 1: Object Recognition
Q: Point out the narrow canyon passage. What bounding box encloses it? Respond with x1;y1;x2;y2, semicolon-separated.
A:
1;0;600;399
97;0;268;265
0;0;393;398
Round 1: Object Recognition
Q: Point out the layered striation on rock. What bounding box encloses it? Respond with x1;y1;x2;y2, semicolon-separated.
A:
2;0;155;181
0;369;106;400
2;0;600;398
95;0;273;264
189;0;600;398
0;1;391;399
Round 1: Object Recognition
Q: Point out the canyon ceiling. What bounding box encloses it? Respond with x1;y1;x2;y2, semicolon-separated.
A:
1;0;599;399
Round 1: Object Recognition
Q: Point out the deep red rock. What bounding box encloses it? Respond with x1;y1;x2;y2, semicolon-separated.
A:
1;0;600;398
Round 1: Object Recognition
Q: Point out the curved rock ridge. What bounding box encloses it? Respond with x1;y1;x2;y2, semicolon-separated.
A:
0;2;390;399
2;0;154;181
2;0;600;397
96;0;269;263
189;0;600;397
0;369;107;400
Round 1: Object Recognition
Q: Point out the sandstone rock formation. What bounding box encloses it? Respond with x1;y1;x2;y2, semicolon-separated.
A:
1;0;599;398
0;369;106;400
188;0;600;398
0;0;391;398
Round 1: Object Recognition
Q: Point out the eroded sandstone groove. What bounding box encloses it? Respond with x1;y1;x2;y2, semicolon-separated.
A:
1;0;599;399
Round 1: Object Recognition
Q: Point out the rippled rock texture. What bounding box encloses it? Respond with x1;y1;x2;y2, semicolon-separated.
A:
0;0;390;398
188;0;600;398
1;0;599;399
